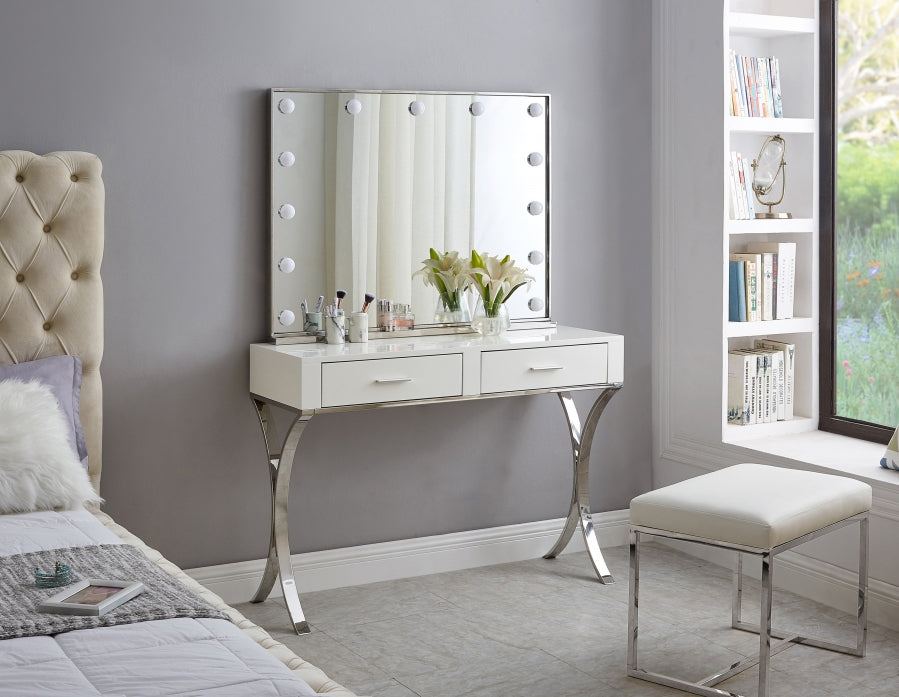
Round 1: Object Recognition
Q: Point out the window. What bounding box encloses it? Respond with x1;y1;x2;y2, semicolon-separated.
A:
821;0;899;442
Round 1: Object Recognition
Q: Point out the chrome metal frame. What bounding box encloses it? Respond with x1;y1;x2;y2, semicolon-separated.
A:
543;389;621;583
250;385;622;634
627;513;869;697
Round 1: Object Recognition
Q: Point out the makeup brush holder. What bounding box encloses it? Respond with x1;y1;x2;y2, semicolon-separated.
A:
303;311;322;333
326;312;345;344
348;312;369;343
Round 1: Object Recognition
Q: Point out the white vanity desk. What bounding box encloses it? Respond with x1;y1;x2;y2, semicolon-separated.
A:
249;325;624;633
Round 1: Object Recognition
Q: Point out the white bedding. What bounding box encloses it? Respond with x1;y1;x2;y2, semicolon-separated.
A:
0;509;318;697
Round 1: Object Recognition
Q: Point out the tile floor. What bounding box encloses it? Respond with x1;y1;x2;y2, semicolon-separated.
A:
235;543;899;697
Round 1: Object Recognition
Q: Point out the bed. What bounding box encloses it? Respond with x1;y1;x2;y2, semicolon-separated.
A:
0;150;358;696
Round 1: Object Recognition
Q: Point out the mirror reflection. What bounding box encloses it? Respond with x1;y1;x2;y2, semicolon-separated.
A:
269;89;550;337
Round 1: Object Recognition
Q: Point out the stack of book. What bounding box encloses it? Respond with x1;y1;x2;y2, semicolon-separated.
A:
729;50;783;118
727;339;796;425
728;150;757;220
728;242;796;322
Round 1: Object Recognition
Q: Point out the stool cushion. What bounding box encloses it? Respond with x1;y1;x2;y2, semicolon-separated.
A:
630;464;872;550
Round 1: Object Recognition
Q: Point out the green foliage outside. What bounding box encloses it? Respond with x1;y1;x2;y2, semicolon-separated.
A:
834;0;899;427
835;140;899;426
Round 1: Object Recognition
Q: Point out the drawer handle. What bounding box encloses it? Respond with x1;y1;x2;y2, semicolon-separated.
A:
374;377;413;384
529;366;564;372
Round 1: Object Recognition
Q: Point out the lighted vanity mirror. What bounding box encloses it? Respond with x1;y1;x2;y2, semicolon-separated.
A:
269;88;550;339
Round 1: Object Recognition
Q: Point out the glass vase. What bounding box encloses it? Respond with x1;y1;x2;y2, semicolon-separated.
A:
471;300;510;336
434;293;471;324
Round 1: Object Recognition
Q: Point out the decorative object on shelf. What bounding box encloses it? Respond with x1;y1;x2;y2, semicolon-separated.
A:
881;425;899;471
468;250;534;336
413;249;472;324
34;561;74;588
751;134;791;219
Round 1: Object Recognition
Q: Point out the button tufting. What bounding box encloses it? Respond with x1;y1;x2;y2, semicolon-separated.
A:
70;271;79;280
70;174;79;182
42;224;51;233
15;274;24;283
15;175;23;183
42;322;52;331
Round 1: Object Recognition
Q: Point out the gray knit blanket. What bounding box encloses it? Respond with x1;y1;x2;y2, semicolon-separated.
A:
0;544;229;639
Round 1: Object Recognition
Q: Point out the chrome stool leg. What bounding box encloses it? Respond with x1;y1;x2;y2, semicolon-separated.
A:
628;513;869;697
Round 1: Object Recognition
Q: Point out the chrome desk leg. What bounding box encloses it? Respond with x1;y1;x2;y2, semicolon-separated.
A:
250;398;314;635
543;387;621;583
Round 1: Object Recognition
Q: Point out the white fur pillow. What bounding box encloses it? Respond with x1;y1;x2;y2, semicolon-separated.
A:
0;379;101;513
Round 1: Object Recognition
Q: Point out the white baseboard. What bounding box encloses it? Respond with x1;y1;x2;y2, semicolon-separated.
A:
185;510;632;605
658;538;899;632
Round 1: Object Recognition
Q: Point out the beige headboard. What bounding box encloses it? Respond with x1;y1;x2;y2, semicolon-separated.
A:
0;151;104;492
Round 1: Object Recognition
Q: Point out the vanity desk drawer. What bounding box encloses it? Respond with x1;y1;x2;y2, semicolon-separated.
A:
321;354;463;407
481;343;609;393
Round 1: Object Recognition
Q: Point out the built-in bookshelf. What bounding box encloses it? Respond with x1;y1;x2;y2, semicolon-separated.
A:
722;0;818;441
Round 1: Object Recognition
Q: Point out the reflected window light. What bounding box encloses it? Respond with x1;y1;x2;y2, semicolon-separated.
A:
277;309;296;326
278;203;296;220
527;152;544;167
469;101;486;116
527;102;544;117
278;151;296;167
408;100;425;116
278;98;295;115
278;257;296;273
527;201;544;216
528;250;545;265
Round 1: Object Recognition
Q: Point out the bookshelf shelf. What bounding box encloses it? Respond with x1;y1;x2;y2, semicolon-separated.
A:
726;317;814;338
726;217;814;235
728;116;815;134
723;415;816;443
728;12;815;38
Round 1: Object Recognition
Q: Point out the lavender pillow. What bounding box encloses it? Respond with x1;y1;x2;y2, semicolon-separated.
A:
0;356;87;465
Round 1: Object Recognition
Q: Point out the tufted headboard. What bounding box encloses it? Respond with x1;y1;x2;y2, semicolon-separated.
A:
0;151;104;492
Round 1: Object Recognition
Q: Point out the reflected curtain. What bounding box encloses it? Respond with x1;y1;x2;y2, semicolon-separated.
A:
324;94;474;321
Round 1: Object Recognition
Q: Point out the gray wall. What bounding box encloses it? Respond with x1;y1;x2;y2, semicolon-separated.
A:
0;0;652;569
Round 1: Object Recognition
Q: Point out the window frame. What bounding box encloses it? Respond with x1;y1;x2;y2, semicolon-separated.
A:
819;0;893;444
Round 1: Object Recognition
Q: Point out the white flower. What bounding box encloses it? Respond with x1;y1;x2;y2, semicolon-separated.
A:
468;250;534;316
413;249;471;311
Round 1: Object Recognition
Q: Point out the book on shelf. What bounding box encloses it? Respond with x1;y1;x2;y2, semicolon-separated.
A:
728;351;755;425
729;260;747;321
729;50;783;118
728;347;787;425
727;351;752;425
756;252;775;321
745;241;796;319
727;150;757;220
729;253;761;321
754;338;795;420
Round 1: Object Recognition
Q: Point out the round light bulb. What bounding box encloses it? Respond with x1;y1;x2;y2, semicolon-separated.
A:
528;250;545;265
278;203;295;220
278;257;296;273
527;152;544;167
527;201;544;216
278;309;296;326
408;100;425;116
469;101;486;116
528;102;544;117
345;98;362;115
528;297;545;312
277;151;296;167
278;98;295;115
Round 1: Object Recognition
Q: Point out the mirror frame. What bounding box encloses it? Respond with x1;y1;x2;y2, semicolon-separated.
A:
268;88;552;342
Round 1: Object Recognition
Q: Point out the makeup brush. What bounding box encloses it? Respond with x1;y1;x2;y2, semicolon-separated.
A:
336;289;346;310
361;292;375;313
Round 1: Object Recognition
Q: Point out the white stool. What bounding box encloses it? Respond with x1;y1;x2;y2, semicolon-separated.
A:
627;464;871;697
